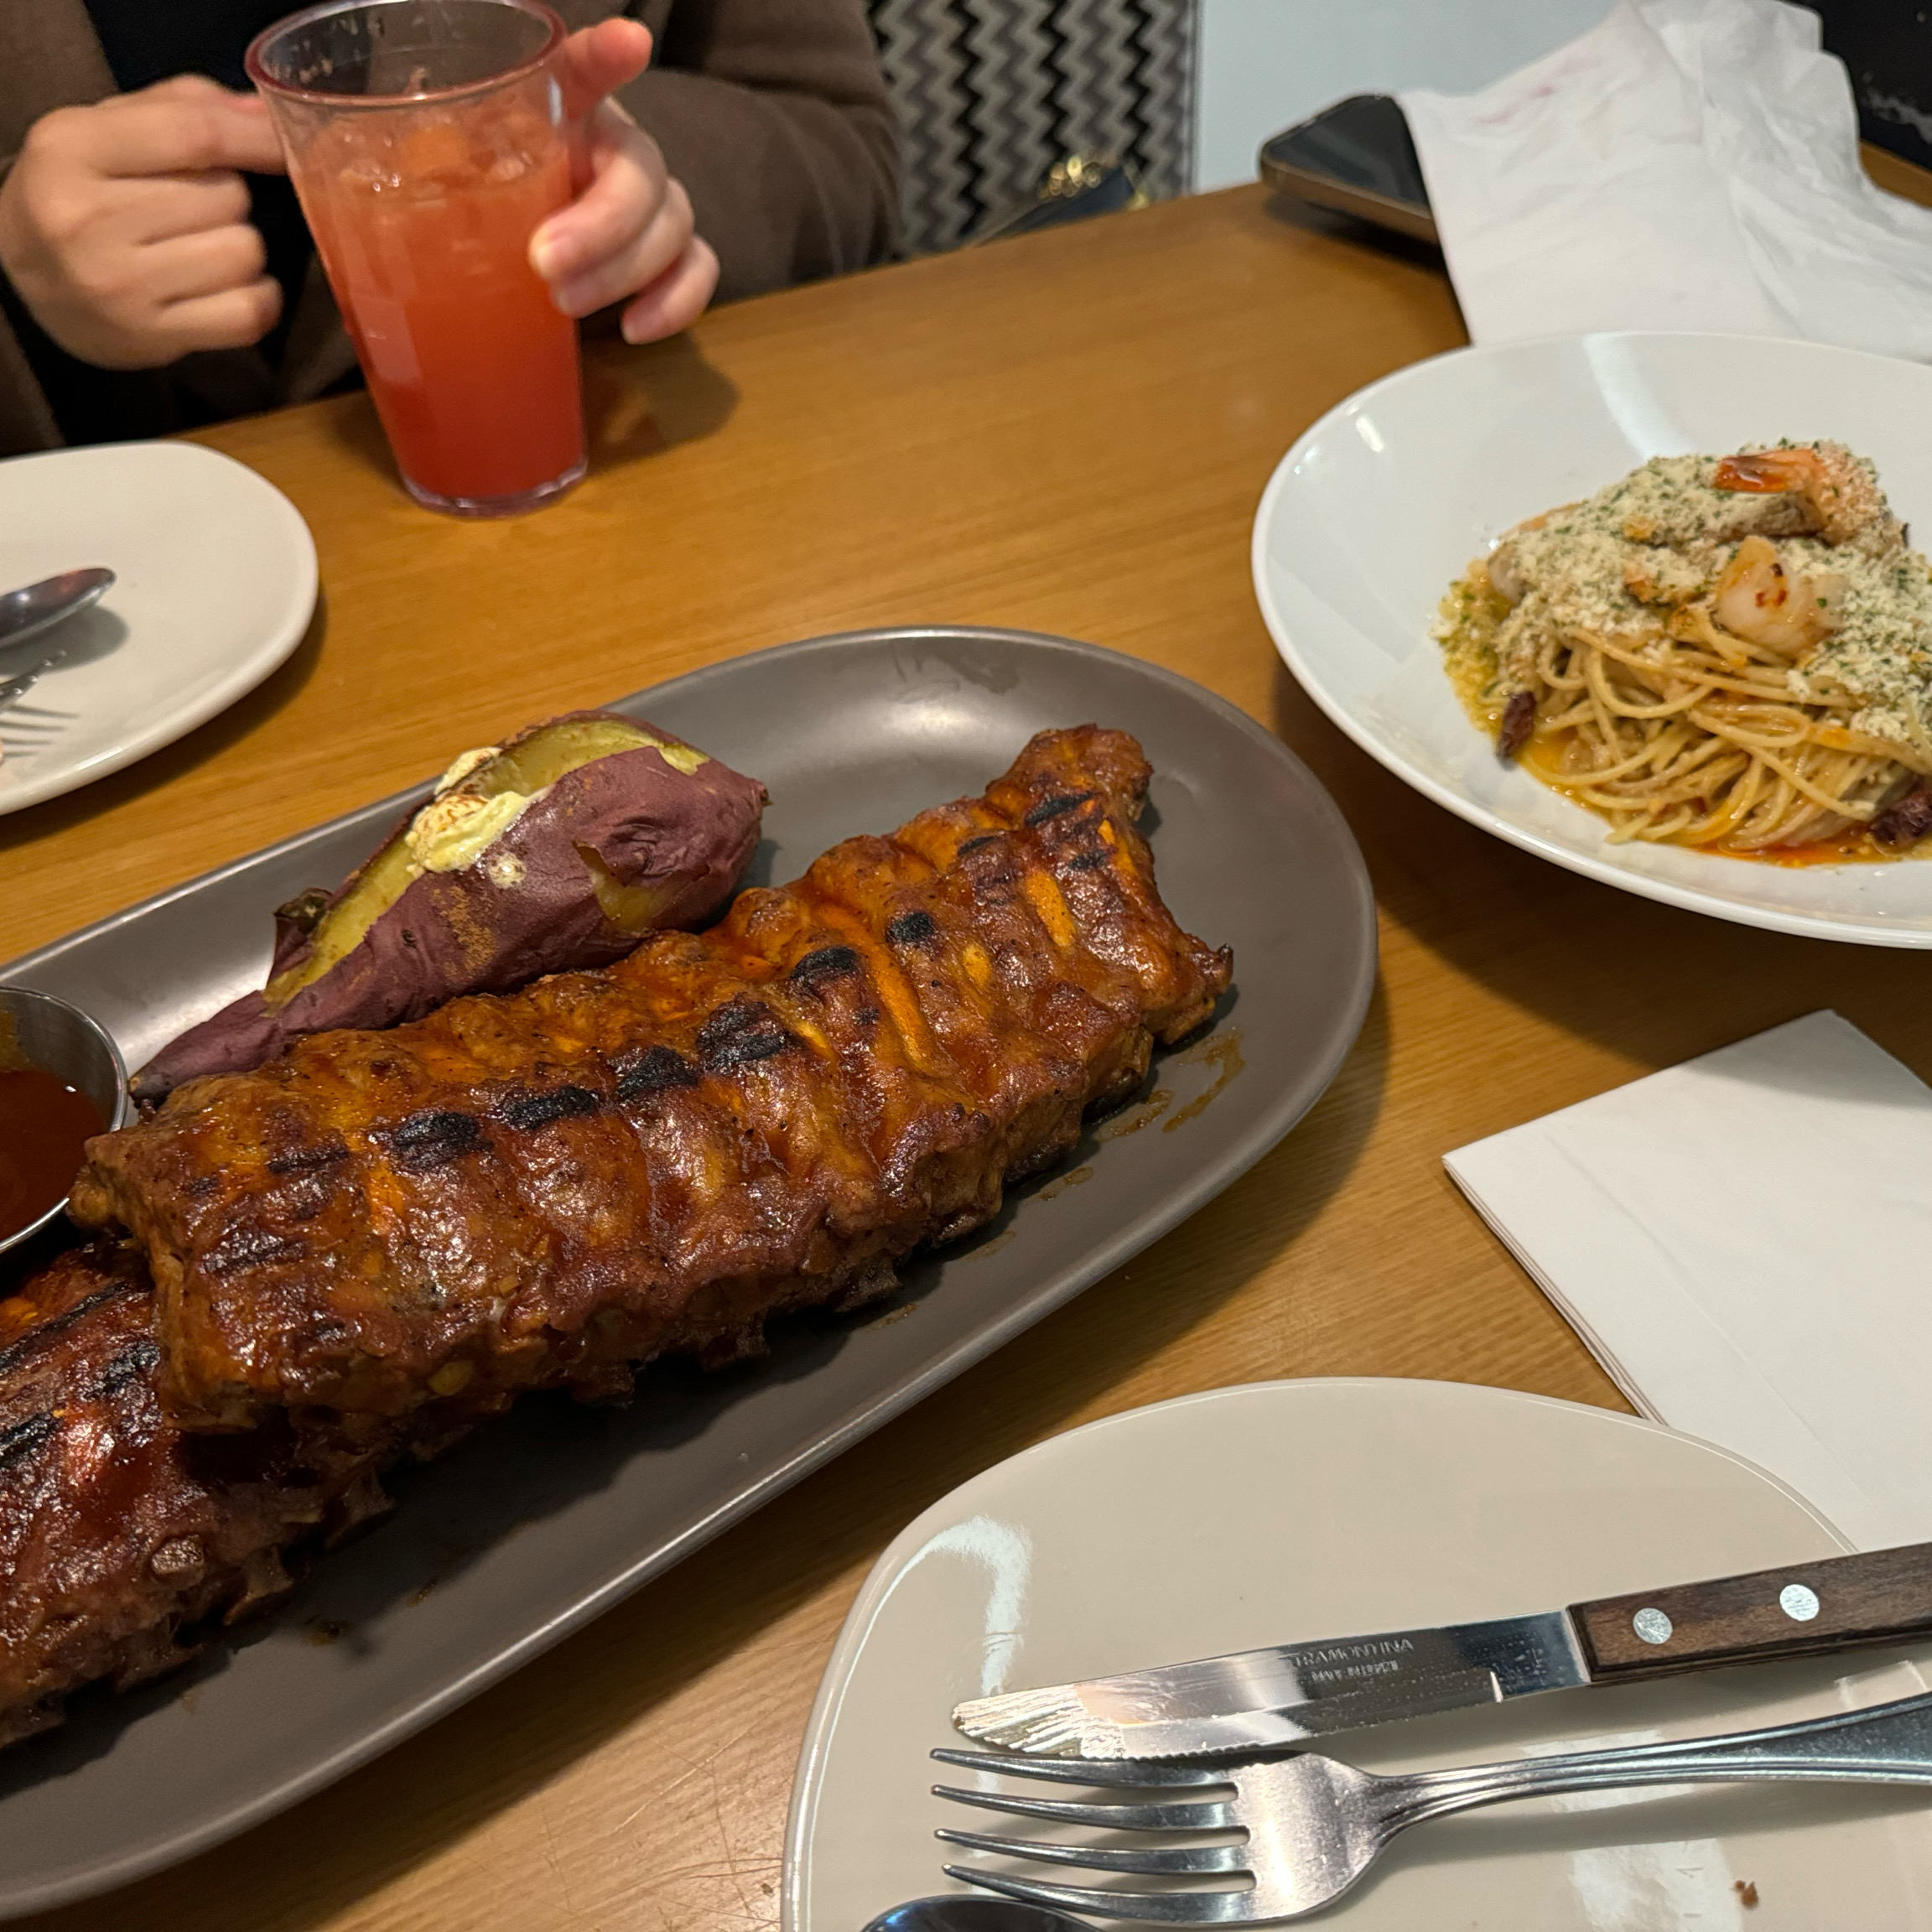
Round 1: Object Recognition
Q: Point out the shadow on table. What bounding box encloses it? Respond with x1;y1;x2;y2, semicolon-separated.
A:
1266;658;1932;1088
0;595;327;870
317;334;739;492
21;987;1389;1932
584;332;739;471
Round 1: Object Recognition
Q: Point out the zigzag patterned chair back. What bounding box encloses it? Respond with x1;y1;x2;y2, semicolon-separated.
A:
866;0;1198;256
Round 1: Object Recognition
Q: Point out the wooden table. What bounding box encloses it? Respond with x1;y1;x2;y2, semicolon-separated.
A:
13;180;1932;1931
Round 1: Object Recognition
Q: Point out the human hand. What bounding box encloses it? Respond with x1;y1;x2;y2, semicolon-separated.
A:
0;75;284;370
529;19;719;345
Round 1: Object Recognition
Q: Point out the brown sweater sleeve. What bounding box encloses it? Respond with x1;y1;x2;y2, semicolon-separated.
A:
0;1;118;452
0;268;60;454
621;0;901;303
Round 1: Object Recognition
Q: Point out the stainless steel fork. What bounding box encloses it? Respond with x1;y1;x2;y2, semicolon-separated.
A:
0;665;44;714
933;1688;1932;1922
0;647;65;718
0;655;75;750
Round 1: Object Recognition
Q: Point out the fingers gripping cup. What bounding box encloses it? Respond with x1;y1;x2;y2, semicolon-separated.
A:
248;0;586;517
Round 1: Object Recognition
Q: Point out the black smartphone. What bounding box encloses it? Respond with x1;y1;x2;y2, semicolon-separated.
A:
1259;93;1438;243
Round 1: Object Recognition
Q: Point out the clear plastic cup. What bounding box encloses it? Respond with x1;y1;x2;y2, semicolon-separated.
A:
248;0;586;517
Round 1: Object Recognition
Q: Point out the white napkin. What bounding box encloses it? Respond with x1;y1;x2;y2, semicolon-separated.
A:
1446;1010;1932;1550
1399;0;1932;360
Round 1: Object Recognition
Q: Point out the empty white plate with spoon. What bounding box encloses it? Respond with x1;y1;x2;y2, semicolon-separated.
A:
0;440;315;815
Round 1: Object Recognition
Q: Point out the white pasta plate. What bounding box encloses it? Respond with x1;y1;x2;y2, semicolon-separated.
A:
1252;331;1932;947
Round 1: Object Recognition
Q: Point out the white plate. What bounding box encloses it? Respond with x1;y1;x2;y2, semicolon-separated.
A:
786;1378;1932;1929
0;442;316;815
1252;330;1932;948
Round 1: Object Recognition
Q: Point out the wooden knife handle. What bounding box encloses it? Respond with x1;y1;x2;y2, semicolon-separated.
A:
1572;1541;1932;1681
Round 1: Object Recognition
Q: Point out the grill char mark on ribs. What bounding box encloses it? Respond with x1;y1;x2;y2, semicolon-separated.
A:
70;728;1233;1430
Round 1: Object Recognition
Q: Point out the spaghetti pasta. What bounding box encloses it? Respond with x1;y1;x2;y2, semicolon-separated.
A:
1436;444;1932;858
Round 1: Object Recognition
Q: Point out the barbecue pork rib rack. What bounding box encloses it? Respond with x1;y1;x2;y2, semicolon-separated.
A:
3;726;1230;1744
75;726;1230;1428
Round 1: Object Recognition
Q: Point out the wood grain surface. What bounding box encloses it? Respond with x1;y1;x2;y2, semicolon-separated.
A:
1575;1541;1932;1680
9;182;1932;1931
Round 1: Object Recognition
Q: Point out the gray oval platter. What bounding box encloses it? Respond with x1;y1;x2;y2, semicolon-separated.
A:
0;626;1376;1914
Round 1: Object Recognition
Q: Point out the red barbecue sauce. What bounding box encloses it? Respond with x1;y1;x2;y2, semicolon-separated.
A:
0;1067;104;1242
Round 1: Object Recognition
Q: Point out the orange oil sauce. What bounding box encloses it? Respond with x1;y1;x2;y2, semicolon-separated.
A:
1516;730;1907;867
1440;583;1918;868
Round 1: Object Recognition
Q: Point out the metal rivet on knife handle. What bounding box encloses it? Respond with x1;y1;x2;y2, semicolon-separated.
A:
1571;1540;1932;1683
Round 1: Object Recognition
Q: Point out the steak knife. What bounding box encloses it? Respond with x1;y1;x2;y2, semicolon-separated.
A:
951;1540;1932;1759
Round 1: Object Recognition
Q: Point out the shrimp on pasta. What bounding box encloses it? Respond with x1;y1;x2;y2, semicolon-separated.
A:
1435;442;1932;858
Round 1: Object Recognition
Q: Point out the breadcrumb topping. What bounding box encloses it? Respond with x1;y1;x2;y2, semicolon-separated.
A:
1455;444;1932;753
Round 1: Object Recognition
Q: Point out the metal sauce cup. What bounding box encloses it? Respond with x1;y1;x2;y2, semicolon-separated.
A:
0;986;131;1259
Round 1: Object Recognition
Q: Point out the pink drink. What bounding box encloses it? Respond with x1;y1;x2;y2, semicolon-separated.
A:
251;0;585;516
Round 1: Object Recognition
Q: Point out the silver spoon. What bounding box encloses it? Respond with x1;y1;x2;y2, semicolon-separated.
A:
0;568;114;657
862;1899;1087;1932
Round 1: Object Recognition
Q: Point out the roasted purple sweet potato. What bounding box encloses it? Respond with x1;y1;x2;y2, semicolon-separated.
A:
133;712;764;1103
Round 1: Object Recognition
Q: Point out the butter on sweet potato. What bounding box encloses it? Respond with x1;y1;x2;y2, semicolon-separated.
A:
132;712;765;1104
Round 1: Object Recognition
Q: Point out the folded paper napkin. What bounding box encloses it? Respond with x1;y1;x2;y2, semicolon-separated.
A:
1400;0;1932;359
1446;1010;1932;1550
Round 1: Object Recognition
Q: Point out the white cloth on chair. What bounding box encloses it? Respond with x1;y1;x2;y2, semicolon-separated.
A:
1400;0;1932;359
